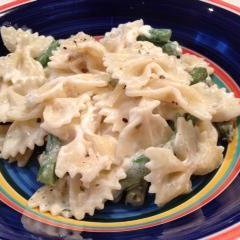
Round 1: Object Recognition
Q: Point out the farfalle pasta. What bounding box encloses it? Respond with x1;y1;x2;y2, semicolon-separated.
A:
0;20;239;220
1;26;54;57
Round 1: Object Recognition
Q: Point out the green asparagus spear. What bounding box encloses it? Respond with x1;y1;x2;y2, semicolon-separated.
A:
37;40;60;68
214;121;234;143
119;155;150;207
112;190;124;203
120;155;150;190
37;135;61;186
137;28;172;46
125;180;149;207
190;67;208;85
183;113;199;126
162;41;181;57
108;78;119;88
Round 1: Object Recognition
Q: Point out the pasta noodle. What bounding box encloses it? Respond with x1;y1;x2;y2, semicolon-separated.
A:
1;26;54;58
1;120;46;159
0;45;45;86
49;32;106;77
29;158;130;220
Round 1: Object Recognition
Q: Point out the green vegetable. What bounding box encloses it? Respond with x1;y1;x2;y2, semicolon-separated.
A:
162;42;181;57
37;135;61;186
125;180;148;207
118;155;150;207
190;67;208;85
109;78;118;88
113;190;123;203
137;28;172;45
37;40;60;68
214;121;234;143
120;155;150;190
183;113;199;126
137;28;183;58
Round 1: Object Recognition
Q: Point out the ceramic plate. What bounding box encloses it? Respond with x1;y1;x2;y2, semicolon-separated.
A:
0;0;239;239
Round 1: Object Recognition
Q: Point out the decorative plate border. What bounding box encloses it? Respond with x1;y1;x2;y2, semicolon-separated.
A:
0;0;34;13
201;0;240;16
0;0;239;237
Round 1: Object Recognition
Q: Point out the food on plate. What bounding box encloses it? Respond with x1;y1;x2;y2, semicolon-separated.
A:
0;20;239;220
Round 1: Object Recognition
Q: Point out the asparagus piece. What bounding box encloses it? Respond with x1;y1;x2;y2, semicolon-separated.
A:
112;190;124;203
190;67;208;85
37;135;61;186
120;155;150;190
37;40;60;68
119;155;150;207
137;28;183;58
214;121;234;143
183;113;199;126
125;180;149;207
137;28;172;46
108;78;119;88
162;41;181;57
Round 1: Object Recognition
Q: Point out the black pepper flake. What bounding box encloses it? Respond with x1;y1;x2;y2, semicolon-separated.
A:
135;123;142;129
63;47;67;50
159;75;165;79
81;68;88;73
122;117;128;123
73;40;78;47
122;84;126;89
80;186;85;191
85;152;89;157
36;118;41;123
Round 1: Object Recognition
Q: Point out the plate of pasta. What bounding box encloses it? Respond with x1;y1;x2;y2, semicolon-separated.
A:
0;0;240;240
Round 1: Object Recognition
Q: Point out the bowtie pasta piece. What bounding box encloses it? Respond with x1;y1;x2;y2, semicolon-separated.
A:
97;85;140;132
104;41;191;89
29;158;130;220
1;120;46;159
192;82;240;122
173;117;223;175
144;117;224;206
126;80;213;120
0;88;43;123
49;32;106;76
116;99;173;160
101;19;152;52
0;46;45;86
26;73;109;106
55;127;117;186
42;94;90;129
1;26;54;58
144;147;192;206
